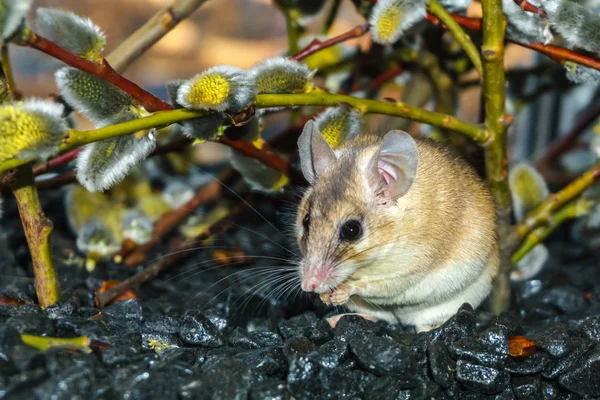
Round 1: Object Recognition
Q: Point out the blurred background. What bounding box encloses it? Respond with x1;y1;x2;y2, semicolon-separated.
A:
10;0;598;168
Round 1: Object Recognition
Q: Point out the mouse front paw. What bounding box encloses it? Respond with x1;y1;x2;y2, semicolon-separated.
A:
319;283;357;306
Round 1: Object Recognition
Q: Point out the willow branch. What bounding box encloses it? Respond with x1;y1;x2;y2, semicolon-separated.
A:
425;13;600;71
21;334;107;353
513;0;548;18
480;0;513;314
512;197;593;264
322;0;342;34
106;0;209;73
516;162;600;238
255;92;489;142
10;166;61;308
0;46;19;100
17;29;171;112
292;24;369;61
283;7;301;55
427;0;482;76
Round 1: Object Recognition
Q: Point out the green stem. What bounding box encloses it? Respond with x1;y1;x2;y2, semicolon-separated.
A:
480;0;512;313
0;93;488;174
512;197;593;264
322;0;342;34
284;7;301;55
427;0;483;76
21;334;92;352
516;162;600;238
0;46;18;99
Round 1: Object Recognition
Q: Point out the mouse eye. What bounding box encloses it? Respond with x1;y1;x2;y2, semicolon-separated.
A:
340;219;362;242
302;213;310;232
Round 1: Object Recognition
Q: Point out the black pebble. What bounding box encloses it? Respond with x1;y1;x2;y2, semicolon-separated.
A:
278;312;333;345
449;326;509;368
558;349;600;397
455;360;510;395
428;340;456;388
178;310;225;347
349;336;415;377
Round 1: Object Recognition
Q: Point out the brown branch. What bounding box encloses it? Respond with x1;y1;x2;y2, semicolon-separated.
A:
535;99;600;184
19;30;171;112
123;169;238;266
106;0;209;73
513;0;548;18
10;166;61;308
35;171;77;190
291;24;369;61
32;149;81;177
96;197;250;308
426;12;600;71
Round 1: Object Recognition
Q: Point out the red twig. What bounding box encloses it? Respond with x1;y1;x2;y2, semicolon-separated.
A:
32;149;81;176
291;24;369;61
425;12;600;71
24;31;171;113
513;0;548;18
367;65;405;92
535;99;600;184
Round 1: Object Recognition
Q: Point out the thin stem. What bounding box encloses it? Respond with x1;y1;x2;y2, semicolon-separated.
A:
284;7;301;55
292;24;369;61
513;0;548;18
10;166;61;308
32;148;81;177
512;197;593;264
322;0;342;34
516;162;600;238
481;0;513;314
18;29;171;112
0;46;19;99
21;334;95;353
0;93;488;174
106;0;209;73
427;0;483;76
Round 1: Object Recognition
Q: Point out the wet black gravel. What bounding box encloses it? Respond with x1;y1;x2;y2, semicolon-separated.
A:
1;190;600;399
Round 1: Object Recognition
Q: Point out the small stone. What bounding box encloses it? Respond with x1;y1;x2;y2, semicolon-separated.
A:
99;339;152;367
143;314;181;334
348;336;414;377
234;347;287;378
44;301;76;320
449;326;509;368
541;286;587;315
282;336;317;359
9;344;44;372
141;332;182;351
178;310;224;347
309;337;348;369
530;324;572;359
6;313;54;336
159;347;205;367
278;312;332;345
542;337;594;378
333;314;379;341
285;355;320;396
580;316;600;342
559;349;600;397
492;312;521;336
228;327;282;349
103;299;143;321
249;378;292;400
363;376;416;400
33;365;96;400
512;375;542;400
426;303;476;345
427;340;455;388
504;351;549;375
0;325;23;362
454;360;510;395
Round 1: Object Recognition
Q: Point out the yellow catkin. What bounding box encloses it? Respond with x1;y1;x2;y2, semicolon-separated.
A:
376;6;403;41
186;74;231;107
320;114;351;149
0;106;55;161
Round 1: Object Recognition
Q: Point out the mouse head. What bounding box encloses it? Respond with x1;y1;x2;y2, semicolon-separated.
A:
295;121;419;294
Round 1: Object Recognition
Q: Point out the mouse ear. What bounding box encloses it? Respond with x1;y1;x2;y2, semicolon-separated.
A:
298;120;337;184
368;130;418;199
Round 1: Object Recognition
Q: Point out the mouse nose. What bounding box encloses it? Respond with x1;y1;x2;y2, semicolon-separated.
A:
301;280;317;292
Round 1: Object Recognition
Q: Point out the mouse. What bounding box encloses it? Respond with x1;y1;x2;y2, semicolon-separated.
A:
295;120;499;332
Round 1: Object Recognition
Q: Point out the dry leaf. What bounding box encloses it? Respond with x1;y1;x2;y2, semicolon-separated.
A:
99;280;137;303
508;335;536;358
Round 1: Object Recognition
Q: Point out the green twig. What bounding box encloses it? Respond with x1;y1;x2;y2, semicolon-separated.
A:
516;162;600;239
512;197;593;264
322;0;342;34
283;7;301;55
427;0;483;76
0;46;19;99
480;0;513;314
0;92;488;174
10;166;61;308
21;334;100;353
